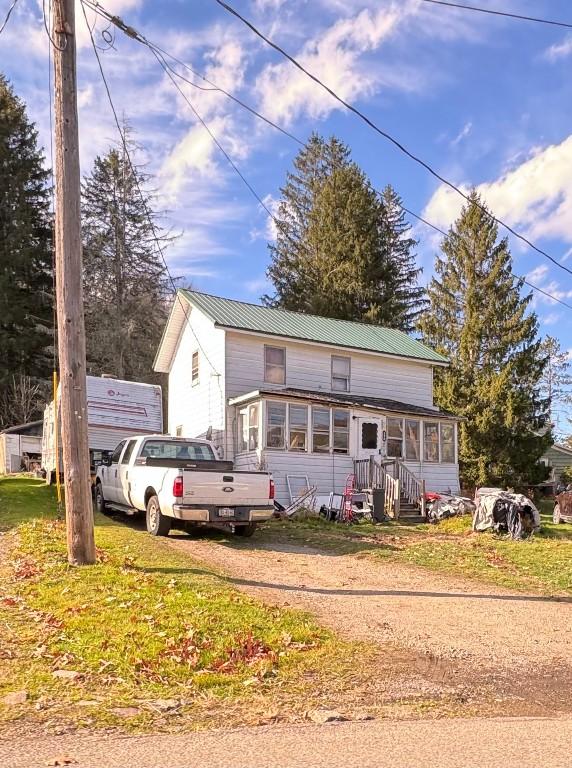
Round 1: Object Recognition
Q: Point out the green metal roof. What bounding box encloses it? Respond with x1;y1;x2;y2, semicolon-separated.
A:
181;290;448;365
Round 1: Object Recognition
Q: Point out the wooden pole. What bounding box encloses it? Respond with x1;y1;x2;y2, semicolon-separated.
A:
52;0;95;565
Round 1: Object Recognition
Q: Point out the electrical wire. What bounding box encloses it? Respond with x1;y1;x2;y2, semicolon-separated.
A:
0;0;19;35
80;0;572;314
79;1;222;376
421;0;572;30
42;0;66;50
214;0;572;279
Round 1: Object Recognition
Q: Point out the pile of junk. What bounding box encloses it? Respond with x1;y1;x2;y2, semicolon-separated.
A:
472;487;540;540
425;492;476;523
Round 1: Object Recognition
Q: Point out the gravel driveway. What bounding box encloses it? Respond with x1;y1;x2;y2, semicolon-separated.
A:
169;532;572;712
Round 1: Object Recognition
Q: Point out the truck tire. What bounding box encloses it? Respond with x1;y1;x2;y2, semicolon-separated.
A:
94;482;107;515
235;523;257;538
553;503;562;524
146;495;171;537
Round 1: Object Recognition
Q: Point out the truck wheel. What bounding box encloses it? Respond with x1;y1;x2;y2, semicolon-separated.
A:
553;503;562;524
94;483;107;515
146;495;171;537
235;523;257;538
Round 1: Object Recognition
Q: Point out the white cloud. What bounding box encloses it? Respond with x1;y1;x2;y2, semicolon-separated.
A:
450;120;472;147
542;312;561;326
544;35;572;61
424;134;572;247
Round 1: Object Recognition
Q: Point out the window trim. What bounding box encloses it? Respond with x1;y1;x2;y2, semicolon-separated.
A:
191;350;199;387
439;422;455;464
331;355;351;392
404;419;421;461
332;408;350;455
423;421;440;463
288;403;308;453
386;416;404;459
264;345;286;385
311;406;331;454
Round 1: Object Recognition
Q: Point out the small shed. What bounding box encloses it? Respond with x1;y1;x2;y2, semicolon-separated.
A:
0;420;43;475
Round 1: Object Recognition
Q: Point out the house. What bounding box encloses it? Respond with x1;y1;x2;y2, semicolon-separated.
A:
540;443;572;486
0;420;43;475
154;290;461;512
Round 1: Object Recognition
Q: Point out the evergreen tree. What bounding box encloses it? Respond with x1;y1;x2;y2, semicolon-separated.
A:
0;75;53;428
264;134;426;331
419;191;551;488
538;335;572;433
81;135;173;383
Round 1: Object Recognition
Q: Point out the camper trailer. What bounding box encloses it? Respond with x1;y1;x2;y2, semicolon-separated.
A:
42;376;163;482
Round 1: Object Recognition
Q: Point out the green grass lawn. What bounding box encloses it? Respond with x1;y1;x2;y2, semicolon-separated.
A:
258;500;572;595
0;477;373;732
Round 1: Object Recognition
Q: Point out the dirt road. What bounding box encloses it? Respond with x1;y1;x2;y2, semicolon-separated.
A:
169;532;572;712
4;717;572;768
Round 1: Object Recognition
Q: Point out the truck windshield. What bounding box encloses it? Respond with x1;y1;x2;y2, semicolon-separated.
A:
139;440;216;461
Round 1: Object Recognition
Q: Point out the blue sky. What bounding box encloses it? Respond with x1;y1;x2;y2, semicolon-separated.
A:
3;0;572;431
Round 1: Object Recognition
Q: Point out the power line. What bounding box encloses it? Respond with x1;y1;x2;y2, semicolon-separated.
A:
402;207;572;311
0;0;20;35
214;0;572;279
81;0;572;314
421;0;572;30
79;1;222;376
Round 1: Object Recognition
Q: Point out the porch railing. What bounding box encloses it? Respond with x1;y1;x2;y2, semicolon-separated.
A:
384;474;400;519
397;460;426;518
353;456;389;491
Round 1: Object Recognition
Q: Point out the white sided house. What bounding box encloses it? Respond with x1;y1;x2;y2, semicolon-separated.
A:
155;290;461;517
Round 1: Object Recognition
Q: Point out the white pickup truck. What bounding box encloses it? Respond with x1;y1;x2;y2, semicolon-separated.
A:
94;435;274;537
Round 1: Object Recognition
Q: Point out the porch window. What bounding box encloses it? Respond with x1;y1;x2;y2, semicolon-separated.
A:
264;346;286;384
238;408;248;453
191;350;199;386
288;405;308;452
266;402;286;449
333;409;349;454
312;408;330;453
423;422;439;462
405;420;420;460
440;423;455;463
331;356;351;392
387;417;403;458
248;403;259;450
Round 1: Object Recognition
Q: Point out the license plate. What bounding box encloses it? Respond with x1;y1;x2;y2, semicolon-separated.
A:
218;507;235;517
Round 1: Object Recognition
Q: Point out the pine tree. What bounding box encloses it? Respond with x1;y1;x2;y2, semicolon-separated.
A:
81;135;173;383
538;335;572;434
264;134;426;331
0;76;53;429
419;191;551;488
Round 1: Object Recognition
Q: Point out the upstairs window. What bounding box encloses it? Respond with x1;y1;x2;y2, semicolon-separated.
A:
264;345;286;384
191;350;199;386
331;356;351;392
387;417;403;458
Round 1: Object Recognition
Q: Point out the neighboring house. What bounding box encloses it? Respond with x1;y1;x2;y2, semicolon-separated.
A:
0;420;43;475
540;443;572;485
154;290;461;509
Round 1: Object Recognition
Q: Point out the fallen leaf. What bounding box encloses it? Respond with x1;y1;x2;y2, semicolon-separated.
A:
46;755;77;766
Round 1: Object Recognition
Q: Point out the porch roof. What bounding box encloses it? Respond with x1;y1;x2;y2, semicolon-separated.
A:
228;387;460;421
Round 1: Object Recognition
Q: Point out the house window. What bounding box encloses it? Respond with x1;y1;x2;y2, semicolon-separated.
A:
289;405;308;452
266;402;286;449
387;417;403;458
248;403;259;450
238;408;248;453
264;346;286;384
405;420;420;460
191;350;199;386
176;425;183;437
361;422;378;450
331;356;350;392
440;423;455;463
423;422;439;462
333;409;349;454
312;408;330;453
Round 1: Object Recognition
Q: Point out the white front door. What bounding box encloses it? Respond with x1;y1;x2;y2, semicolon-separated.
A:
357;417;386;460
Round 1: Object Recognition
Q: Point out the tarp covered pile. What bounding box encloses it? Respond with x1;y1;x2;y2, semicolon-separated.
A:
426;494;476;523
472;488;540;539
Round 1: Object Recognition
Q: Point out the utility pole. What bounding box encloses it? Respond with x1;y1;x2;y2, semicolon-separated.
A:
52;0;96;565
